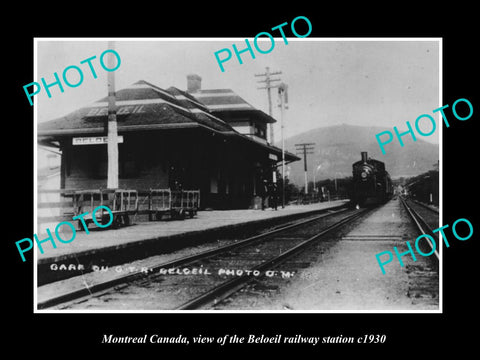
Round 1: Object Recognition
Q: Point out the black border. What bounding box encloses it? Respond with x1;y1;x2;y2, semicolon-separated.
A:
7;5;479;355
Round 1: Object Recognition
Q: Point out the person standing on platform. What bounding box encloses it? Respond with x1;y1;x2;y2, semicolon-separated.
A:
261;178;269;210
268;181;278;210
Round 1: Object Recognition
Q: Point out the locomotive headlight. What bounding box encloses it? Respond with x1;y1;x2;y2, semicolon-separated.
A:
360;165;371;180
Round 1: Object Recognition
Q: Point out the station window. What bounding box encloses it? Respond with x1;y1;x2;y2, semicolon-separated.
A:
253;123;266;138
76;146;106;179
119;145;139;178
95;158;107;179
210;176;218;193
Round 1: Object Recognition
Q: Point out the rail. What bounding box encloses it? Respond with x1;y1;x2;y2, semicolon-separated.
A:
409;198;439;214
399;196;439;260
37;205;365;310
176;207;367;310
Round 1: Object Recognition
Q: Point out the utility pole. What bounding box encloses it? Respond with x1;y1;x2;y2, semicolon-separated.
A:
255;67;282;144
295;143;315;195
107;40;119;189
278;82;288;209
313;164;321;193
257;68;282;206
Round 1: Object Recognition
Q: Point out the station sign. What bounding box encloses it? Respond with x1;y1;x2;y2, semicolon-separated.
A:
72;136;124;145
269;153;278;161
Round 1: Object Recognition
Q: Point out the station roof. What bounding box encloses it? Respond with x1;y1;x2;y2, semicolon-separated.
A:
37;80;297;162
189;89;276;124
37;80;234;136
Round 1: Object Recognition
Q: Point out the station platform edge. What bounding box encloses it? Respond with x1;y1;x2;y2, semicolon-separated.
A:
36;200;349;285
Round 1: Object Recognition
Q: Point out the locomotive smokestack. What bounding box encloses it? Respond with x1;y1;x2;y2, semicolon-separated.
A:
361;152;368;163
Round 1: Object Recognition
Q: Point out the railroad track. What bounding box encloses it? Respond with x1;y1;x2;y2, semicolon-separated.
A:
409;198;439;214
39;206;370;310
399;196;440;261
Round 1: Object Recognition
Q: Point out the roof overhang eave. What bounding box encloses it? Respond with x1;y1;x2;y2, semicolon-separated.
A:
37;122;201;137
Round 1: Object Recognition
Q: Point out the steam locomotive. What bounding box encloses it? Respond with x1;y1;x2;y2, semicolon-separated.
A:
352;152;393;207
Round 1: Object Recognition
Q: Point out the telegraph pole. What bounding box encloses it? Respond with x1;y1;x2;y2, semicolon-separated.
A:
295;143;315;195
278;83;288;208
107;40;119;189
255;67;282;144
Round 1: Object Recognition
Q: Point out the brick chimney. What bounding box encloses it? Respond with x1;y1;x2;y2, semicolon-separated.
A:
187;74;202;93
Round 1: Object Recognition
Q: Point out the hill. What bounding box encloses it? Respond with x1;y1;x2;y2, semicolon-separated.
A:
279;124;439;186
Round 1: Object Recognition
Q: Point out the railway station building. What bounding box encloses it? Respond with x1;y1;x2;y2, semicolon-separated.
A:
37;75;298;210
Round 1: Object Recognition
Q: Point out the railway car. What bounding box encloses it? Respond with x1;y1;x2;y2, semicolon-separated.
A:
352;152;393;207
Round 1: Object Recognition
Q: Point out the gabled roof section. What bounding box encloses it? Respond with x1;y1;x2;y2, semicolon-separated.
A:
38;80;235;136
166;86;210;112
191;89;254;111
190;89;276;124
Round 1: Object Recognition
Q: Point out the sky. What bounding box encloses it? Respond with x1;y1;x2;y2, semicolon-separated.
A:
35;38;441;144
